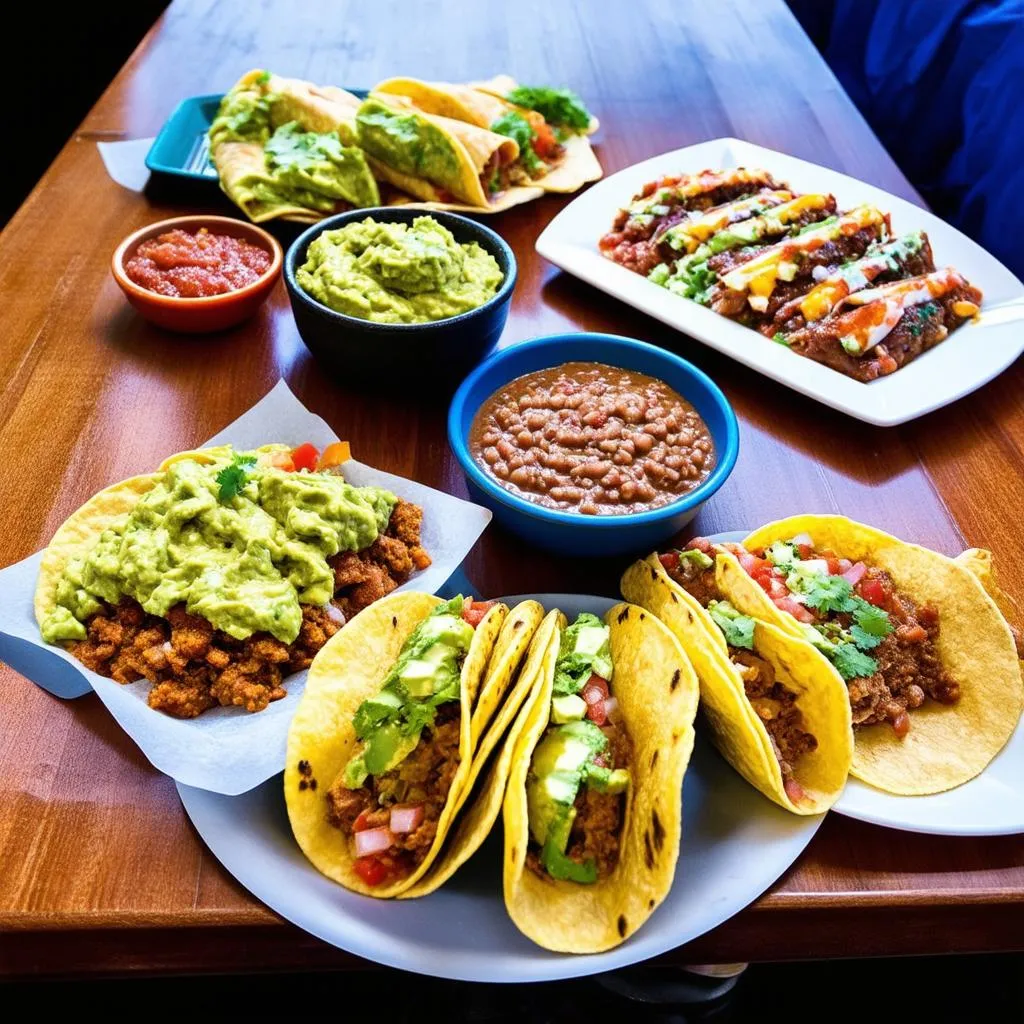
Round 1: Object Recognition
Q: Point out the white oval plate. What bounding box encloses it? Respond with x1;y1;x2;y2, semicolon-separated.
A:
535;137;1024;426
708;531;1024;835
177;593;823;982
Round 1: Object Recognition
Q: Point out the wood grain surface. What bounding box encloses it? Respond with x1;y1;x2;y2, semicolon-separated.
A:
1;0;1021;978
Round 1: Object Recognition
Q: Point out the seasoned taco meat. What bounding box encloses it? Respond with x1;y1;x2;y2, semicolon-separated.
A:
68;499;430;718
326;703;462;875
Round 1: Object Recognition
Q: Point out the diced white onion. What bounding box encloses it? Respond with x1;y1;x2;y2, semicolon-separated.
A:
603;697;619;717
162;641;173;654
812;265;830;283
842;562;867;585
354;826;393;857
326;603;347;626
792;532;813;545
390;805;424;834
800;558;830;576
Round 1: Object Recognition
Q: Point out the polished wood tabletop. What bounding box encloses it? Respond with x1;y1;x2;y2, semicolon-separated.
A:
1;0;1022;980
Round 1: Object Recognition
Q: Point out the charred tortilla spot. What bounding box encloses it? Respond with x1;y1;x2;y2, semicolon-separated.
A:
511;846;517;860
644;830;654;869
650;566;658;581
617;607;630;624
670;669;681;691
618;915;627;937
651;750;659;768
685;609;693;622
297;759;312;778
513;620;524;629
670;591;679;603
298;779;308;791
639;612;646;621
652;809;665;851
309;778;317;791
648;898;655;909
392;615;398;628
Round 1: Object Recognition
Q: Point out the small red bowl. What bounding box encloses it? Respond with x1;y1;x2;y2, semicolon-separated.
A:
112;215;283;333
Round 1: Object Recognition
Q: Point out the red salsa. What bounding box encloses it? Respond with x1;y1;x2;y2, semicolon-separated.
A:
124;228;272;298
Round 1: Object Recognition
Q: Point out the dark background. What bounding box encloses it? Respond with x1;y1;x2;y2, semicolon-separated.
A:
4;0;1022;1015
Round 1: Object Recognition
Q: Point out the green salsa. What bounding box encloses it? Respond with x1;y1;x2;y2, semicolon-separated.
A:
40;449;397;646
296;215;503;324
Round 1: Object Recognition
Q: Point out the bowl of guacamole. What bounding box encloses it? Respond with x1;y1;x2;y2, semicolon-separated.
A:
285;208;516;385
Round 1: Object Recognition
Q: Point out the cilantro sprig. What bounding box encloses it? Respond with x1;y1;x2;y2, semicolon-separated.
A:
215;453;257;502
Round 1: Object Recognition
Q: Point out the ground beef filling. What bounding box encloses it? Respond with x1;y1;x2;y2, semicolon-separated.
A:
325;703;462;878
663;543;817;783
730;647;817;779
67;499;430;718
527;718;633;882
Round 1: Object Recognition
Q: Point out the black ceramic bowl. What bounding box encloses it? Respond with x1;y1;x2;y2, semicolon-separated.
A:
284;207;517;386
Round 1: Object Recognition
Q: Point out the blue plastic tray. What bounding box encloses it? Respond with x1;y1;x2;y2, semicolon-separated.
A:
145;89;370;183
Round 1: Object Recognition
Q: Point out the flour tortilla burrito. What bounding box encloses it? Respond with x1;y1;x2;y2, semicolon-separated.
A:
285;593;511;897
356;94;541;210
372;77;602;193
704;516;1023;794
621;554;852;814
503;603;699;953
210;69;380;223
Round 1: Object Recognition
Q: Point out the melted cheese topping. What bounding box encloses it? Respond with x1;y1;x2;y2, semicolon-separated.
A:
628;166;777;217
834;267;967;355
659;189;795;252
721;204;888;310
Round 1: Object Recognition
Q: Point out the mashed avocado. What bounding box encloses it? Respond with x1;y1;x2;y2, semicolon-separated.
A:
296;216;503;324
39;449;397;646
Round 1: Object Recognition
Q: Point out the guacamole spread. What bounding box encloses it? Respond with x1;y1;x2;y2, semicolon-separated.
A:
39;449;397;646
297;216;504;324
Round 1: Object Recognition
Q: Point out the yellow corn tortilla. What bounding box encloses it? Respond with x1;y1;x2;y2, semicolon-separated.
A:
400;602;553;898
503;602;699;954
373;77;602;194
212;70;376;223
360;93;537;210
716;515;1023;795
621;555;852;814
284;592;507;898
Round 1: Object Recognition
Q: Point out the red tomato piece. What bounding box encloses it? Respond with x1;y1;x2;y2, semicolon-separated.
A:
353;856;390;887
775;595;815;623
268;451;295;472
353;811;372;832
586;700;608;726
797;544;813;560
658;551;680;571
291;442;319;472
532;121;558;158
857;577;890;607
583;674;610;701
461;599;496;627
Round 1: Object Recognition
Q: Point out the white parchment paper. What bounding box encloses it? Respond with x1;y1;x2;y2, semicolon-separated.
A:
0;380;491;795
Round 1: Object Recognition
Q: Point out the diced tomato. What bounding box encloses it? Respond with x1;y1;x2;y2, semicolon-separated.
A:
658;551;680;572
268;451;295;471
784;777;806;803
353;856;390;887
825;557;842;575
582;675;610;702
462;599;497;627
857;577;891;607
774;595;816;623
891;711;911;739
317;440;351;470
586;699;608;726
353;811;372;832
797;543;814;560
291;442;319;472
767;576;789;600
532;120;558;158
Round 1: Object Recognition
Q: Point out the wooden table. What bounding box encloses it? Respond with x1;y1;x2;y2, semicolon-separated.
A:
1;0;1021;980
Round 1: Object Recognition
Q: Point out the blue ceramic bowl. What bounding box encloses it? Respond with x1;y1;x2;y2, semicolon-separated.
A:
449;333;739;556
284;208;516;386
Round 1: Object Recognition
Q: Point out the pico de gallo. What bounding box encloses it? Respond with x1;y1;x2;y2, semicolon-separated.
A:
324;596;495;887
658;545;817;803
680;535;961;737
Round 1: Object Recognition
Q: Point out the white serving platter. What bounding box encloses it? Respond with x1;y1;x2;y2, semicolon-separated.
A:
178;593;824;982
536;137;1024;426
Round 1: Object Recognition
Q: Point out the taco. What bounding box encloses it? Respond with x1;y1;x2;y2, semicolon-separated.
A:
35;442;430;718
689;517;1023;794
470;75;600;135
372;77;602;193
209;69;380;223
355;94;541;210
503;605;699;953
284;592;509;896
622;554;852;813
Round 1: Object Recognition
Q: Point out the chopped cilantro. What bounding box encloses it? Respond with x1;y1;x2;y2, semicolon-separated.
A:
215;454;257;502
708;600;756;650
662;256;718;304
505;85;592;131
831;642;878;681
255;69;272;85
489;111;542;174
773;331;790;346
849;624;883;650
800;573;857;614
853;601;893;638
